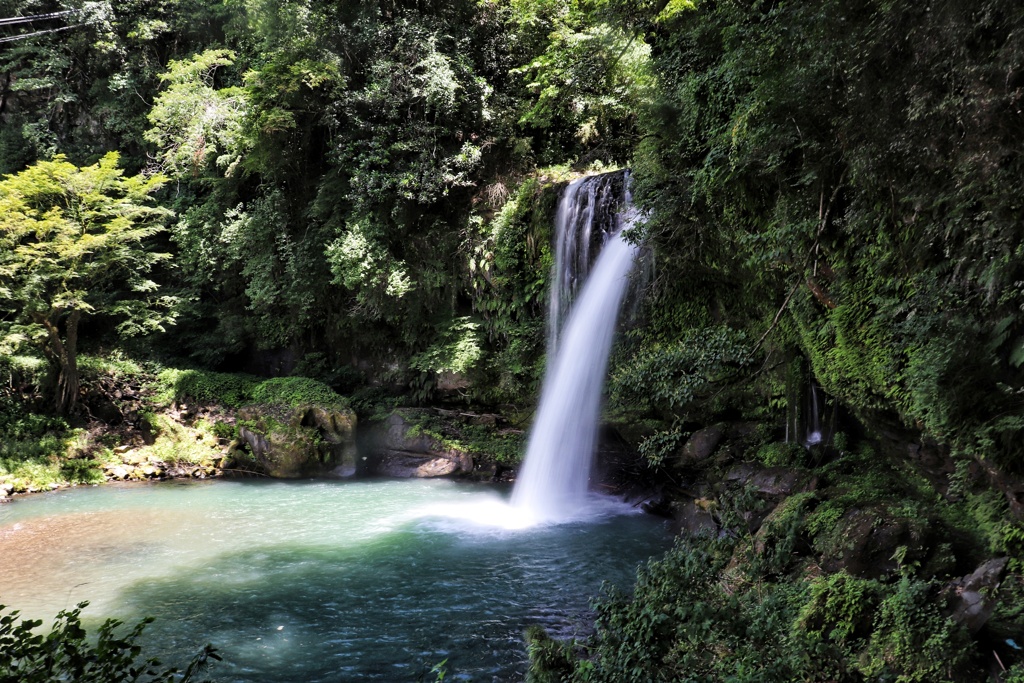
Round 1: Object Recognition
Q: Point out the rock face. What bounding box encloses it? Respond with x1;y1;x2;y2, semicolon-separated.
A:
237;404;357;478
366;410;473;478
948;557;1009;632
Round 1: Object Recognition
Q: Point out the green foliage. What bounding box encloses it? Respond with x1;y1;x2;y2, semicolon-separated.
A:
636;423;685;467
755;441;809;468
618;0;1024;467
136;415;223;467
506;0;654;164
0;393;98;492
409;317;485;376
153;369;345;409
468;175;558;402
531;529;983;682
796;572;883;649
153;368;259;408
610;326;754;416
396;409;524;467
0;602;218;682
145;50;247;177
861;578;973;682
0;153;176;413
249;376;348;408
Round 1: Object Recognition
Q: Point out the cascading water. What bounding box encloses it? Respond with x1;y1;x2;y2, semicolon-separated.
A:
547;174;623;353
512;173;640;523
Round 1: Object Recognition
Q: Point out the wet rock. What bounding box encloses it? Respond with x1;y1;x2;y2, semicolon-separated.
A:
377;452;466;478
639;493;673;518
123;450;146;465
725;461;764;485
140;464;163;478
676;424;725;466
750;467;807;497
948;557;1009;632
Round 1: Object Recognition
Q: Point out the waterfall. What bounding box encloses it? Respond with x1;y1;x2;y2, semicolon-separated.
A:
805;383;823;446
512;173;639;523
548;173;623;354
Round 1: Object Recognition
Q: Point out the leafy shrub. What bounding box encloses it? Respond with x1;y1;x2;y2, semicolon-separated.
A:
136;415;221;466
637;424;686;467
609;326;754;415
153;368;259;408
153;369;347;410
249;376;348;408
755;441;808;467
860;578;973;682
530;528;985;682
0;602;218;682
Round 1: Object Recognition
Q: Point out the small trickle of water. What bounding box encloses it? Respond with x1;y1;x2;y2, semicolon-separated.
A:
805;383;823;446
513;173;640;523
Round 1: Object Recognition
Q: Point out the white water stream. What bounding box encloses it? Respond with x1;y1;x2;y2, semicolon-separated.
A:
512;173;640;523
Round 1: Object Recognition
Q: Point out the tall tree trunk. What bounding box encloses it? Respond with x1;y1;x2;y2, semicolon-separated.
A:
34;309;82;417
55;310;81;416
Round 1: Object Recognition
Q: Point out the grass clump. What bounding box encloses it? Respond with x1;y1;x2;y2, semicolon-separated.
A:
131;414;223;466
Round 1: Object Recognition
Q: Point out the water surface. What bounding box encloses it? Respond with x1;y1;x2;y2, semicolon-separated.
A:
0;479;670;682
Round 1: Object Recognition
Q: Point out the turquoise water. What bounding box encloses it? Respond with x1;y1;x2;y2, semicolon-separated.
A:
0;479;671;681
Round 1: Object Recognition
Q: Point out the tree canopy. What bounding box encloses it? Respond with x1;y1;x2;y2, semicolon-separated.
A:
0;152;175;413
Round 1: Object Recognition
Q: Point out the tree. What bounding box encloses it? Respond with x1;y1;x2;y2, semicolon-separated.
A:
0;152;175;415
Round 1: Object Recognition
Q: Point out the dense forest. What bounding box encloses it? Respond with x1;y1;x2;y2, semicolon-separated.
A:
2;0;1024;681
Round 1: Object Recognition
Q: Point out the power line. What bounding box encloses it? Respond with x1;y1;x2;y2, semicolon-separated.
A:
0;9;82;27
0;21;96;44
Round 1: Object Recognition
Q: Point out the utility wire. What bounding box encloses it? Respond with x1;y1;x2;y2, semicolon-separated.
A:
0;21;97;44
0;9;82;27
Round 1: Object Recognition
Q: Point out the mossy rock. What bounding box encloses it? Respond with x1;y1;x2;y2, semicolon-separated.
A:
237;403;357;478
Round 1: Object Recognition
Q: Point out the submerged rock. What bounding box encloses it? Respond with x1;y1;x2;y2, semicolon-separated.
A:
237;404;357;478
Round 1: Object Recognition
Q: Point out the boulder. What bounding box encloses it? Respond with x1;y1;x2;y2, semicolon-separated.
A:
676;424;725;466
725;462;813;498
675;498;718;536
237;404;357;479
104;464;130;481
365;410;473;478
947;557;1009;632
817;505;932;579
